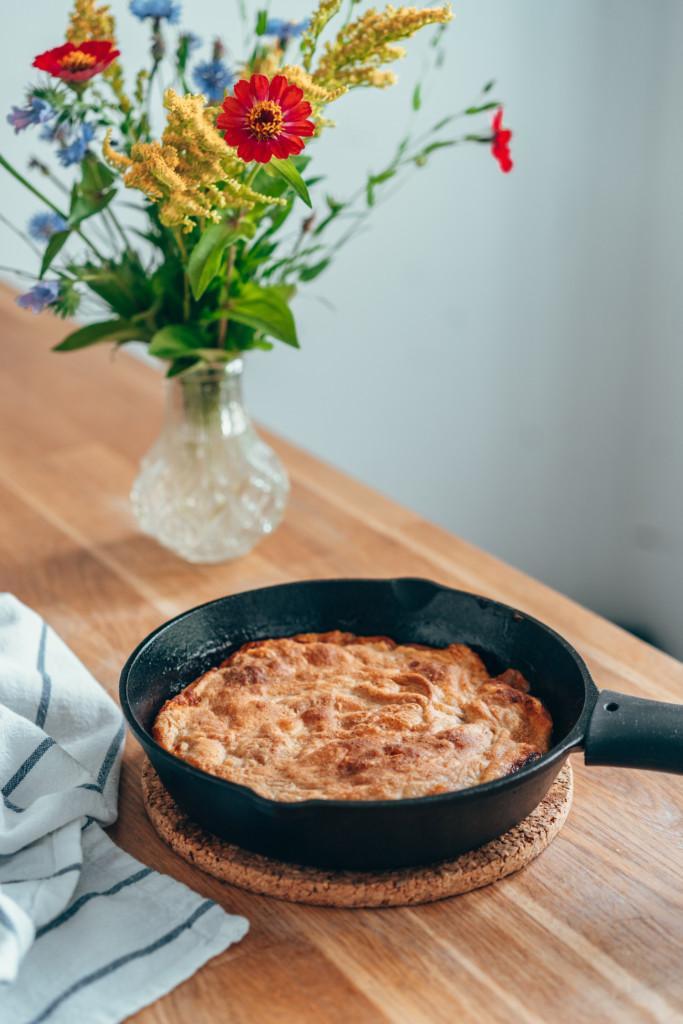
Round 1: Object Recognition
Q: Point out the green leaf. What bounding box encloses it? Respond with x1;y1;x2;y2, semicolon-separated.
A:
71;252;156;318
40;230;70;278
431;114;457;132
483;79;496;93
366;168;396;207
299;259;330;282
187;220;256;300
412;84;422;111
82;153;116;193
166;355;200;378
270;282;297;303
313;195;346;237
227;282;298;347
69;154;116;226
53;318;139;352
372;169;397;186
465;101;499;115
256;9;268;34
414;140;458;166
290;154;312;174
149;324;207;359
267;158;312;208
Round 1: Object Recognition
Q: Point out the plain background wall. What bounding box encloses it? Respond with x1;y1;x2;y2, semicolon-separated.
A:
1;2;682;655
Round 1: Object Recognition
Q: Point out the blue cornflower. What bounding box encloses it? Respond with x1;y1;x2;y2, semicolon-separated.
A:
40;120;64;143
16;280;60;314
130;0;181;23
57;123;95;168
192;59;233;102
264;17;309;39
6;97;55;134
28;211;68;242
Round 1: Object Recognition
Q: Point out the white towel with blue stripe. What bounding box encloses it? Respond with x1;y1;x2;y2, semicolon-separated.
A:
0;595;248;1023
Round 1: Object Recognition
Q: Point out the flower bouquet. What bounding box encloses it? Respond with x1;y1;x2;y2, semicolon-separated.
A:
3;0;512;562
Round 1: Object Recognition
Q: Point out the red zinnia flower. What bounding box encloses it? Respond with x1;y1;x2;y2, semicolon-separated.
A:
217;74;315;163
491;108;513;173
33;41;120;83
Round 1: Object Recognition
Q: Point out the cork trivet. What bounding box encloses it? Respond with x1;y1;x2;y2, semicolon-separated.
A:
142;761;573;908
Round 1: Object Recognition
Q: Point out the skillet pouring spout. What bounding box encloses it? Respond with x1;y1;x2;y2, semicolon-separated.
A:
585;690;683;774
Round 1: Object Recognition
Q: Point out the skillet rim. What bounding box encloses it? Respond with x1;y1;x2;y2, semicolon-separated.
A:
119;577;598;811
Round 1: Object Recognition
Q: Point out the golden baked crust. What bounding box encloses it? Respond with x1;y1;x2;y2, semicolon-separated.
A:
153;632;553;802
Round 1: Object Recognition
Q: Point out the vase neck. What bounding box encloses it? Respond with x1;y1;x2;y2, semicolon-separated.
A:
164;359;246;433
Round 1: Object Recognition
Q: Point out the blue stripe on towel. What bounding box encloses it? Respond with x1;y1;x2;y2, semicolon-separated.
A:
3;796;26;813
35;622;52;729
75;722;125;795
29;900;216;1024
96;722;125;792
2;738;56;798
37;867;153;938
3;863;82;886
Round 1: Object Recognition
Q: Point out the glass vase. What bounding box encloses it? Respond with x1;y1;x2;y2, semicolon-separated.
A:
131;359;288;563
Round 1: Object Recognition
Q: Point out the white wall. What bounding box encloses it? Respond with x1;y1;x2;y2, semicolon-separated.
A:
2;2;682;654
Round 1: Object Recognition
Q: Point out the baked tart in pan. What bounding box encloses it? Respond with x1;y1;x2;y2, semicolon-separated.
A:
153;631;552;802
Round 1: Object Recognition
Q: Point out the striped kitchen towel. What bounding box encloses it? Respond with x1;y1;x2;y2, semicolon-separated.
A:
0;594;248;1024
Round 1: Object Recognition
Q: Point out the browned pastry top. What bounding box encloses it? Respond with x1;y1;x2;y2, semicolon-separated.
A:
152;632;553;801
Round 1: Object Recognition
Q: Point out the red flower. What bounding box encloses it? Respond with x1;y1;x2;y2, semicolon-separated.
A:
33;41;120;83
217;74;315;163
491;108;513;173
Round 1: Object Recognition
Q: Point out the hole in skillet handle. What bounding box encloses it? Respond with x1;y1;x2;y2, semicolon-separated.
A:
585;689;683;774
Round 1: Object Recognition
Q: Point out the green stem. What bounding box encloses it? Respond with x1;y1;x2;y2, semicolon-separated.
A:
104;206;130;251
215;164;259;347
0;154;105;261
217;245;235;348
0;154;65;217
173;228;191;322
0;265;40;279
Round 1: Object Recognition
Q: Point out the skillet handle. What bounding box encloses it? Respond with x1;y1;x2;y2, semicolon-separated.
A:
584;690;683;774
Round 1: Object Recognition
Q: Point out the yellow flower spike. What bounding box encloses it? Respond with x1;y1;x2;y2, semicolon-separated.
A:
66;0;115;43
313;4;453;90
301;0;344;71
102;128;131;172
280;65;347;105
340;67;399;89
134;69;149;105
103;91;285;231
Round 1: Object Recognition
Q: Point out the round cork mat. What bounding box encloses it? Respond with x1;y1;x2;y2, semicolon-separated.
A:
142;761;573;908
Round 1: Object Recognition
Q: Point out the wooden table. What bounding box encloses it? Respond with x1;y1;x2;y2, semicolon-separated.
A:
1;287;681;1023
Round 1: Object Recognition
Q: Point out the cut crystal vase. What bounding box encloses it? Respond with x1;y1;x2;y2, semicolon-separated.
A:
131;359;288;563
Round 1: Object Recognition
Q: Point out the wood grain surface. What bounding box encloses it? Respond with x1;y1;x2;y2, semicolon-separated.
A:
0;286;681;1023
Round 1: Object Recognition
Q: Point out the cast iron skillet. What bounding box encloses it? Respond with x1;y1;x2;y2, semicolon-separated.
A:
120;578;683;870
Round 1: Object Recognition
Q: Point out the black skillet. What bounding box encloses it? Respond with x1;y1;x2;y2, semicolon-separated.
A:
120;578;683;870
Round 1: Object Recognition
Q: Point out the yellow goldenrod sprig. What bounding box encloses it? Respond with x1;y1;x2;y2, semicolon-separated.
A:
314;4;453;90
301;0;344;71
66;0;115;43
280;64;347;112
103;91;285;232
